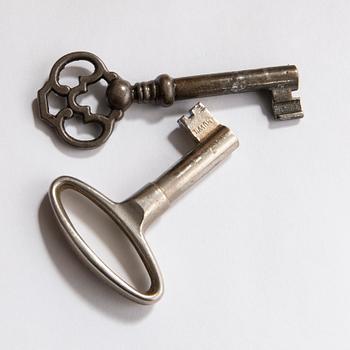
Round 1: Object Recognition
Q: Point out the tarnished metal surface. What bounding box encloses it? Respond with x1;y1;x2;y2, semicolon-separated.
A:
37;52;123;148
38;51;303;148
48;103;239;304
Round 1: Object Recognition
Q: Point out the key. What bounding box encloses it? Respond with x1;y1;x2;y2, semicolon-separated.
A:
48;103;239;304
38;51;303;149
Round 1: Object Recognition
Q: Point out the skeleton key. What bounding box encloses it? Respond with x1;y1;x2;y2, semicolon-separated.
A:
38;51;303;149
48;103;239;304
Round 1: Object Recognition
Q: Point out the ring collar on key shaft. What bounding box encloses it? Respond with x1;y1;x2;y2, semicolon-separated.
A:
107;74;176;109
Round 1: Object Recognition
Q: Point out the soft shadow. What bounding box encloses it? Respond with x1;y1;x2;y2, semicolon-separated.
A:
126;91;300;130
38;194;153;322
126;100;190;124
164;93;300;207
168;127;196;155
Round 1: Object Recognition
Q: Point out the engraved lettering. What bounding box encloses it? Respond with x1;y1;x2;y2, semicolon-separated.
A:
193;119;214;135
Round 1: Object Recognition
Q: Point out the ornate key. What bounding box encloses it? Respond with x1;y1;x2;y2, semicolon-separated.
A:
48;103;239;304
38;51;303;148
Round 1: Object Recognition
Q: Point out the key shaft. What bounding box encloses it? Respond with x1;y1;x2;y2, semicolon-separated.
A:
107;65;303;121
129;103;238;230
174;66;298;98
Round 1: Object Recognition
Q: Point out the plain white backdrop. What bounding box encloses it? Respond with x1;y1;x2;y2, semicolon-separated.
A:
1;0;349;349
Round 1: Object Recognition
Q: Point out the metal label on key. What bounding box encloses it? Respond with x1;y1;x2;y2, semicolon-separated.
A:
37;51;302;148
48;103;239;304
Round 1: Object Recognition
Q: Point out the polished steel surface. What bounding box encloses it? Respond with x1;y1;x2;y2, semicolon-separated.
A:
38;51;303;148
48;103;239;304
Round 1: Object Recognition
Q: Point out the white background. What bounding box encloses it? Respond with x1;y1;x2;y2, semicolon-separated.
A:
1;0;350;349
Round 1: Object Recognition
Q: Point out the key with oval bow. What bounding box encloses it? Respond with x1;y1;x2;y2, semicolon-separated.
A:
48;103;239;304
38;51;302;148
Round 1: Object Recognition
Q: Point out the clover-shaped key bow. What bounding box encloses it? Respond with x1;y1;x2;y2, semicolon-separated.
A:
37;51;123;148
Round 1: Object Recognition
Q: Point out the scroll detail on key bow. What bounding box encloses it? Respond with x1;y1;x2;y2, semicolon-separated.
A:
37;51;124;148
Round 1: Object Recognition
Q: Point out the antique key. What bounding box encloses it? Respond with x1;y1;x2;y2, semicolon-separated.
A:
38;51;303;148
48;103;239;304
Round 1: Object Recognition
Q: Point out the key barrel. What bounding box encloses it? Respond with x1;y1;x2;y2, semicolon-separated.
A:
174;66;298;98
155;125;238;202
127;103;239;230
129;124;238;230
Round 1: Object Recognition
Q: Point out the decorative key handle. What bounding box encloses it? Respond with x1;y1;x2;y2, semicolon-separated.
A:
38;51;303;149
48;103;239;304
37;52;123;148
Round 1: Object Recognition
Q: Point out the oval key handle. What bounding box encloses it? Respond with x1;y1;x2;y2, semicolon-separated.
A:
50;176;164;305
47;104;239;304
38;52;303;149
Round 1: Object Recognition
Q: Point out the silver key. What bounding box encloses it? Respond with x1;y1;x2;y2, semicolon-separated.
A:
48;103;239;304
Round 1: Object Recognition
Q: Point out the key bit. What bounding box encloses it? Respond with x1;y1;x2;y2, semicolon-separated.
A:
37;51;303;149
179;102;220;142
48;103;239;304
